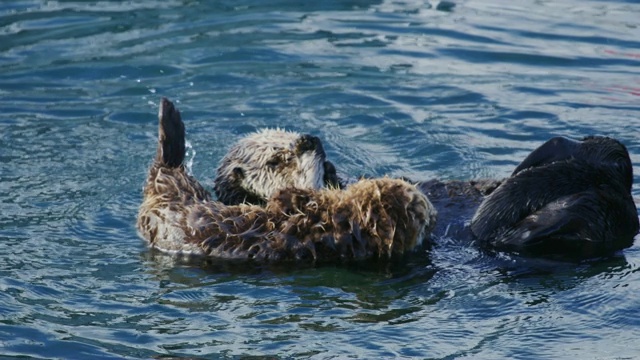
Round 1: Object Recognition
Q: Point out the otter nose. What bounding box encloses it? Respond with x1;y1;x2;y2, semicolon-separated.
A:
296;134;325;157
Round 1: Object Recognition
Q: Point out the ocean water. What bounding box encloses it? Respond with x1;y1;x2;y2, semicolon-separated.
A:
1;0;640;358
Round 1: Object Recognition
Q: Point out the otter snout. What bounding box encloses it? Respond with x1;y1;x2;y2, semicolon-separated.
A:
296;134;326;158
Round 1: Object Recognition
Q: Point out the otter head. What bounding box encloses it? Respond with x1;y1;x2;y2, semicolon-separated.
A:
214;129;342;205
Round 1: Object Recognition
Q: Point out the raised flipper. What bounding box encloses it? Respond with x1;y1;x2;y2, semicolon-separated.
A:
488;190;638;258
156;97;185;168
471;152;638;258
512;136;633;191
512;136;580;175
143;98;211;207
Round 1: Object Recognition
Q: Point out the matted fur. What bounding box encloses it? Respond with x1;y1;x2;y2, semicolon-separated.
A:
214;128;341;205
137;98;437;262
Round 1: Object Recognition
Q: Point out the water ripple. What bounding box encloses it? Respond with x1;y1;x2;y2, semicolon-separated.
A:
1;0;640;358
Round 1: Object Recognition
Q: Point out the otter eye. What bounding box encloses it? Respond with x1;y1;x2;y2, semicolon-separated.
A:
232;167;245;179
266;158;279;168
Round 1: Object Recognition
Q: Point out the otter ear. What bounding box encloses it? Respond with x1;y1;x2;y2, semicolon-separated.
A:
323;161;344;189
224;167;255;204
215;166;262;205
232;167;245;180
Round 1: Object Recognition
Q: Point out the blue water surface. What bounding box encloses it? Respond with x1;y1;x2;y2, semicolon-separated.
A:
1;0;640;358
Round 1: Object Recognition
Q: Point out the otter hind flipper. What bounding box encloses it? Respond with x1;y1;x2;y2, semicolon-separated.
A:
473;147;639;259
492;190;638;258
157;97;186;168
491;192;601;258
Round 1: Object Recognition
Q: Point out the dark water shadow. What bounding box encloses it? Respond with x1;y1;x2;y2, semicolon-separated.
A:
486;250;631;288
140;246;435;279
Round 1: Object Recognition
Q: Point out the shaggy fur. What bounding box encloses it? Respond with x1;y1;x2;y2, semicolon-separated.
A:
214;128;342;205
213;138;501;242
137;98;437;262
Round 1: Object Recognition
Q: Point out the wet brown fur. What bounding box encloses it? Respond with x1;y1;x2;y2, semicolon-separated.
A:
137;98;437;262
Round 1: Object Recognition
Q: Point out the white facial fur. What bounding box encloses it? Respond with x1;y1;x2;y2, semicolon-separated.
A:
217;128;327;201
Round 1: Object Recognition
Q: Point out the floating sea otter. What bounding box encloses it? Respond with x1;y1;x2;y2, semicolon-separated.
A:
212;129;500;242
136;98;437;262
215;130;638;259
213;132;500;241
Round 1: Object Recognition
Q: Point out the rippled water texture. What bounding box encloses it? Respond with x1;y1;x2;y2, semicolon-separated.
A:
1;0;640;358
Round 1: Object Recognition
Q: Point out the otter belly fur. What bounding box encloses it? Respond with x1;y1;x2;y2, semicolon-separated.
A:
137;98;437;262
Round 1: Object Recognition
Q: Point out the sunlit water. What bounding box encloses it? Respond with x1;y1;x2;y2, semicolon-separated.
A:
1;0;640;358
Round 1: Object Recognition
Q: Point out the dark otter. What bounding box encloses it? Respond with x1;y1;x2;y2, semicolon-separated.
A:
214;128;341;205
137;98;437;262
471;136;639;259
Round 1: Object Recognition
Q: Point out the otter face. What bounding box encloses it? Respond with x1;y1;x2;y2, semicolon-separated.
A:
214;129;341;205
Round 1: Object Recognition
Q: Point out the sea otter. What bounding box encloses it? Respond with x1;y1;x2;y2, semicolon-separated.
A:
213;134;501;240
137;98;437;262
471;136;639;259
214;130;638;259
213;135;500;241
214;128;342;205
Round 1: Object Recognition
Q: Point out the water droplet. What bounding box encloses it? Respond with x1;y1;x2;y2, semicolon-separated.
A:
185;141;196;175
